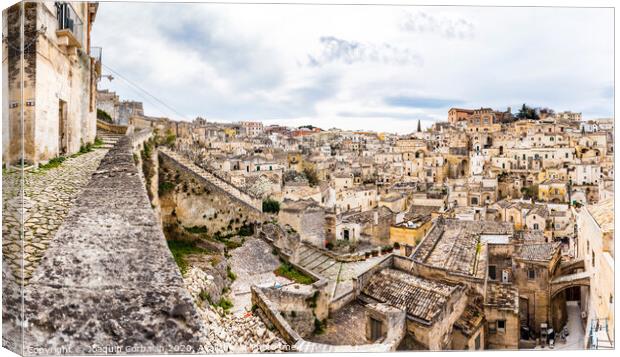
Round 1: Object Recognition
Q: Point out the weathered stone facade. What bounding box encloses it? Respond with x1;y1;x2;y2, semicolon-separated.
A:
2;2;98;165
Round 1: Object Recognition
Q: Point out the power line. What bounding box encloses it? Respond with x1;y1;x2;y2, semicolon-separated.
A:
101;63;188;121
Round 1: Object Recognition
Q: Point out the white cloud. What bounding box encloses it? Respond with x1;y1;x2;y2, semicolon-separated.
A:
91;3;613;132
400;10;476;39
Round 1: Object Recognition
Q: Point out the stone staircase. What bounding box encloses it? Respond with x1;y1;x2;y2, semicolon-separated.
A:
96;130;125;149
296;244;341;280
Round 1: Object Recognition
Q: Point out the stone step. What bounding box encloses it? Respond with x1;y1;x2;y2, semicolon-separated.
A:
306;255;332;271
298;250;323;266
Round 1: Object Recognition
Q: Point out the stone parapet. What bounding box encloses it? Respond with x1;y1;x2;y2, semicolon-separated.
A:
159;148;263;212
21;133;208;354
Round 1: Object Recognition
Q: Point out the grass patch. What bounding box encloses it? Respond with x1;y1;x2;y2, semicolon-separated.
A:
274;262;314;285
213;297;233;312
166;240;209;276
226;265;237;281
199;290;212;303
38;156;66;170
93;137;104;147
183;225;208;234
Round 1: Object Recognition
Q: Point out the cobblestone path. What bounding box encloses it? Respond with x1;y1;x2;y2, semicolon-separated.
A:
2;148;108;281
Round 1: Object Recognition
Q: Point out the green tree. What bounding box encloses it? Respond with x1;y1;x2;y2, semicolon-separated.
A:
303;167;320;187
262;198;280;213
516;104;539;120
97;109;113;123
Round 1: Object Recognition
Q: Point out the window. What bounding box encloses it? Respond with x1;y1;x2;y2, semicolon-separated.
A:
475;334;481;350
592;251;595;267
497;320;506;333
488;321;497;334
533;223;539;230
488;265;497;280
528;268;536;280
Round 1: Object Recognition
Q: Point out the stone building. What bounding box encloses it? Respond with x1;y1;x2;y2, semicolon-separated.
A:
278;198;326;248
118;100;144;125
3;2;99;165
576;198;614;348
96;88;119;123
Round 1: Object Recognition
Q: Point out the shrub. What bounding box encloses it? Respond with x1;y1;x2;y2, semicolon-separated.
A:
226;266;237;281
262;198;280;214
184;225;208;234
214;298;233;311
158;181;176;196
199;290;212;303
314;318;326;334
303;167;320;187
97;108;113;123
237;224;254;237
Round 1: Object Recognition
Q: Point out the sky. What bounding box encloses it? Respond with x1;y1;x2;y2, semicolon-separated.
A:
91;2;614;133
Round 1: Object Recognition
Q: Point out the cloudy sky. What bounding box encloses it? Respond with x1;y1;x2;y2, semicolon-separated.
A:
92;2;613;133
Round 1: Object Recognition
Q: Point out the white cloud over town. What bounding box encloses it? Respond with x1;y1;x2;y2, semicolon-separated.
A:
92;3;613;133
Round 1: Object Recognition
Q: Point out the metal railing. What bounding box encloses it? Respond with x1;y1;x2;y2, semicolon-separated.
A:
55;2;84;47
90;46;102;62
588;318;614;349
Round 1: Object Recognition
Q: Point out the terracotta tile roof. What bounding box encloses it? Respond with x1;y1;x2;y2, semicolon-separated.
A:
454;296;484;337
362;268;462;325
587;197;614;233
514;242;560;262
485;282;518;310
412;219;512;276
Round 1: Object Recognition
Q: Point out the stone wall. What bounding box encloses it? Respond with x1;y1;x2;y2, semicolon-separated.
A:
262;287;319;338
158;150;263;237
251;286;397;353
20;133;208;354
160;148;263;212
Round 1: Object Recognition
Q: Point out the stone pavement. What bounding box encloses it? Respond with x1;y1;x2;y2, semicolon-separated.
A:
555;301;585;350
229;238;292;313
2;148;108;281
295;244;385;298
306;301;368;345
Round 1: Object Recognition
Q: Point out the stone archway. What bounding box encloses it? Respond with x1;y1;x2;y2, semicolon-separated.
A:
549;272;590;331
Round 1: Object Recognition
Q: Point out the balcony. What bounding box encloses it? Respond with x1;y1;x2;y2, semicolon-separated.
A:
90;46;102;75
55;2;83;49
